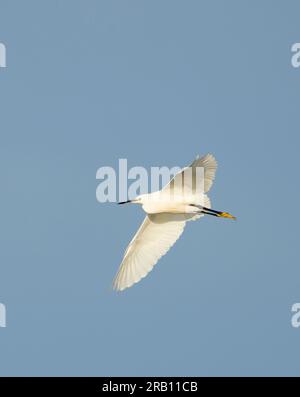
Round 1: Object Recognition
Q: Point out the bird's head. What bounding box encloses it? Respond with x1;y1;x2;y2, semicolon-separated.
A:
118;195;143;205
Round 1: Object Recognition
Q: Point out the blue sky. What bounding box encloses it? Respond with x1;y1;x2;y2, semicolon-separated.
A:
0;0;300;375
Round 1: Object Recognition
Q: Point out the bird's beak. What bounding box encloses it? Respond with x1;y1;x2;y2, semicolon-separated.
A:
118;200;132;205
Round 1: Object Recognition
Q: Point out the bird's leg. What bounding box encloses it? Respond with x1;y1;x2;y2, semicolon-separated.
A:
192;205;236;220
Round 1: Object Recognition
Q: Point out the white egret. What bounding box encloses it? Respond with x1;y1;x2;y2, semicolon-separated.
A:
113;154;235;291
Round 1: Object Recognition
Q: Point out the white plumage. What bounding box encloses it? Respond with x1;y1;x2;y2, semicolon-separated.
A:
113;154;235;291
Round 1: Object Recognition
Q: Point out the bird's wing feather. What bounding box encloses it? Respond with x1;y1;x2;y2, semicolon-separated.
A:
190;153;217;193
113;213;192;291
163;153;217;196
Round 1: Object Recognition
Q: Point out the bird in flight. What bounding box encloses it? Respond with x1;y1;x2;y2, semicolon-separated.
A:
113;154;235;291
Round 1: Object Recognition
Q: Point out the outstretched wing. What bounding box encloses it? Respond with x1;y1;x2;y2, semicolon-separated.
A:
189;153;217;193
113;213;192;291
163;153;217;197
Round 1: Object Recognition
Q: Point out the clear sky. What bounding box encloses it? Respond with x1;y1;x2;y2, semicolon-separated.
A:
0;0;300;376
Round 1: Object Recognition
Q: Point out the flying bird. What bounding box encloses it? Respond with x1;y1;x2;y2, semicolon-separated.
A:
113;154;235;291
